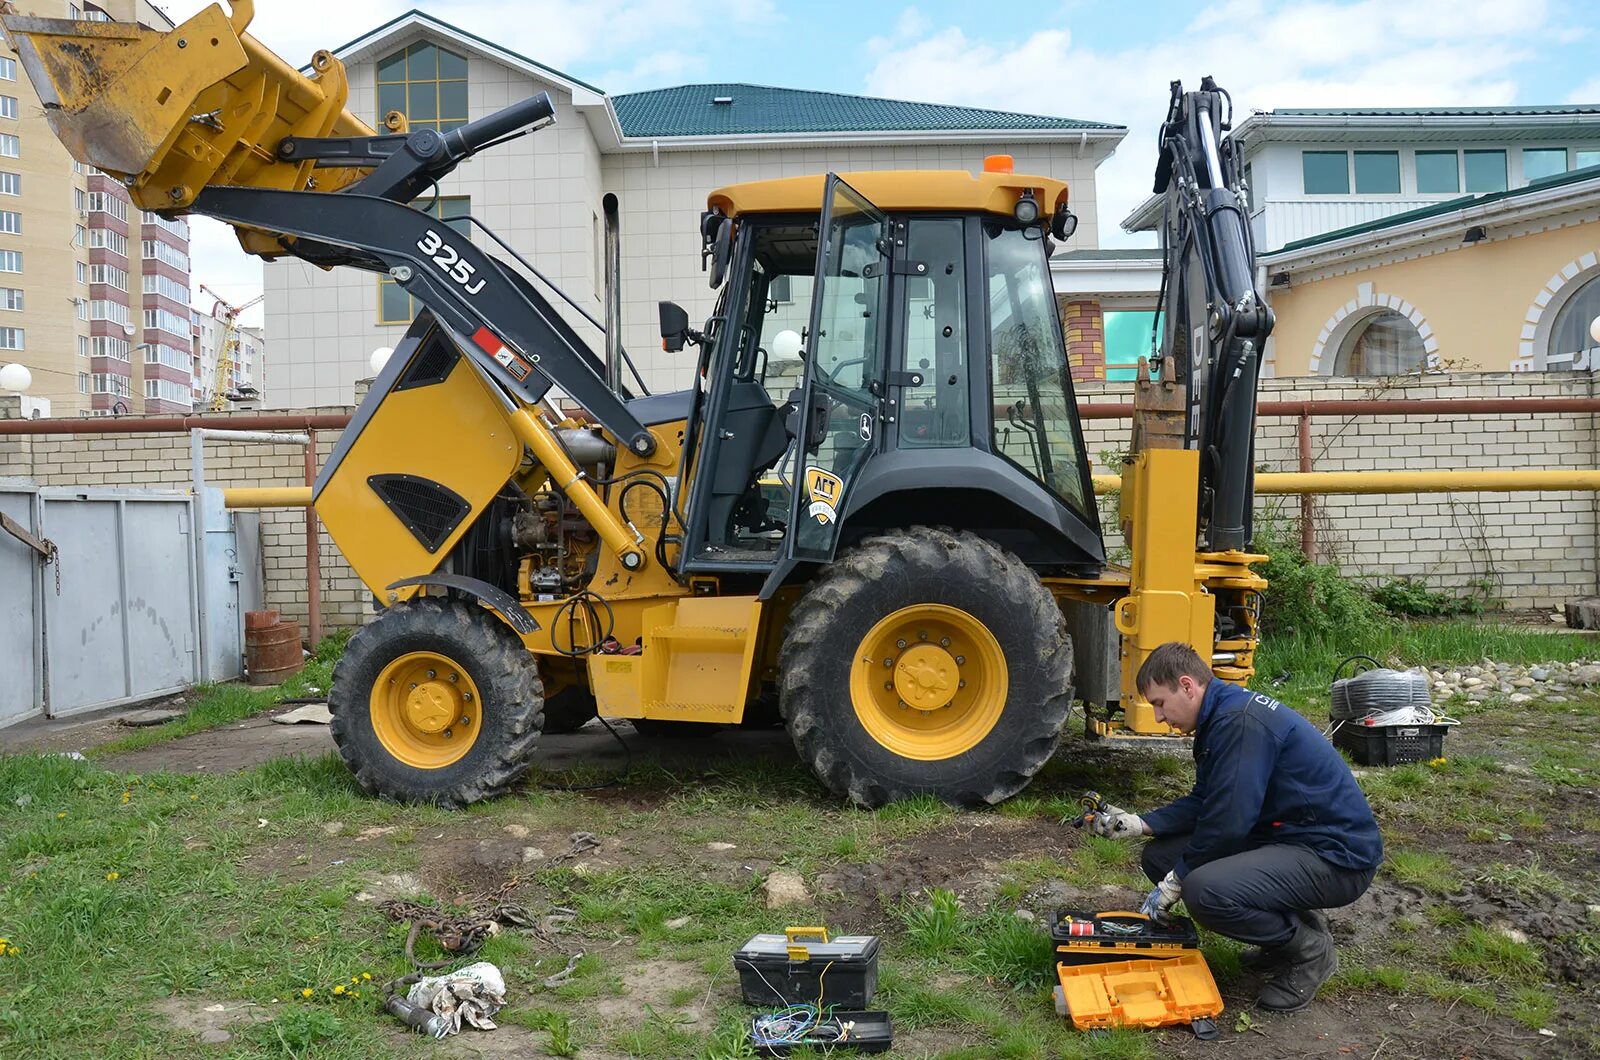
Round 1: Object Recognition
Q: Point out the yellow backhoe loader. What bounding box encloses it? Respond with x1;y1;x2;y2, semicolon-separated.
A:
3;3;1268;807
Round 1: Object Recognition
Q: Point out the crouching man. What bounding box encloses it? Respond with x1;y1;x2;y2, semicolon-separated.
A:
1088;642;1383;1012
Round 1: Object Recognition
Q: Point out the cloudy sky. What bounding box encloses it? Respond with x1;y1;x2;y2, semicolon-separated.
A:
165;0;1600;326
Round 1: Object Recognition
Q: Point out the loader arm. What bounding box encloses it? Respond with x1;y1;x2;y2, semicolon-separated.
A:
0;3;656;460
1150;77;1274;552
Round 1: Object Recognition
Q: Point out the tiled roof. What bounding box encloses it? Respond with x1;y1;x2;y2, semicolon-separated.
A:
1274;105;1600;117
1276;164;1600;253
611;83;1122;138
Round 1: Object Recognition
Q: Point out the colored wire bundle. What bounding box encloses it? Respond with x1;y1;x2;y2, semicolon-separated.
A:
750;1006;854;1048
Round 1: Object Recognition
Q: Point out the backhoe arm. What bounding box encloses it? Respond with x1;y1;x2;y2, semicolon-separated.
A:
1151;77;1274;552
0;2;656;460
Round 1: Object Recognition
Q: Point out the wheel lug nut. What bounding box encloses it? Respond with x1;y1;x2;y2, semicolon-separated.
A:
409;683;418;690
939;637;950;648
955;656;965;665
443;729;452;738
427;669;436;679
460;715;471;726
895;639;907;649
959;680;966;689
884;681;893;690
918;631;928;641
463;693;473;701
884;658;894;667
449;673;458;682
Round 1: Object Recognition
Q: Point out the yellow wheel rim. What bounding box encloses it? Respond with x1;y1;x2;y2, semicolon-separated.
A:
369;651;483;769
849;604;1008;761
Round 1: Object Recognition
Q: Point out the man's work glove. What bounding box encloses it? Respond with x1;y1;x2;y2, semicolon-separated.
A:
1087;805;1146;840
1140;870;1182;922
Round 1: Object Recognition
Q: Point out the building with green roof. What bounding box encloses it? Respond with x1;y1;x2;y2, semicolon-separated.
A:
269;9;1126;407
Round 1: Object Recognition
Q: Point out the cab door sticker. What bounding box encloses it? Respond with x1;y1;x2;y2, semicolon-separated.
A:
804;466;845;525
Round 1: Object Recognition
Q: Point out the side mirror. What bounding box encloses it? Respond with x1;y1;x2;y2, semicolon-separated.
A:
1052;205;1079;241
659;301;690;352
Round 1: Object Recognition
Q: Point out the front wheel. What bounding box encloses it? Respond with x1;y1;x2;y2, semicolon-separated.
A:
329;598;543;807
779;528;1073;808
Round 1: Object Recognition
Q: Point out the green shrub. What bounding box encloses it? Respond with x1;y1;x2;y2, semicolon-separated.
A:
1253;513;1387;639
1370;577;1485;617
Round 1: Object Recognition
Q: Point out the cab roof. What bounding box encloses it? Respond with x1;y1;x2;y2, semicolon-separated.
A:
707;169;1070;220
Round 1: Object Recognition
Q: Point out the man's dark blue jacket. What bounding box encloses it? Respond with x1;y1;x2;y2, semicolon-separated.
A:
1141;679;1383;879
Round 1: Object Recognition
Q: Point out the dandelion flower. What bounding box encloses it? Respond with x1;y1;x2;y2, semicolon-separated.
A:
7;946;17;957
333;984;346;996
301;988;313;998
361;972;372;981
56;812;67;819
105;872;120;881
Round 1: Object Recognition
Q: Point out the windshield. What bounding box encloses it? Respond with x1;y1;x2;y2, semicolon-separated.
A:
984;223;1090;517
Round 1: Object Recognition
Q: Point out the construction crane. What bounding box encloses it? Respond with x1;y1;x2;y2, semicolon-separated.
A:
198;284;263;411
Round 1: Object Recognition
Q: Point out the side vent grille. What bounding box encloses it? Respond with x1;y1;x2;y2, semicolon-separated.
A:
368;474;471;552
393;331;459;392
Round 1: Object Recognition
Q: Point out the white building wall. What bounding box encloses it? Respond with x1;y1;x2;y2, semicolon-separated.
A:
268;32;1111;407
602;143;1103;396
1248;139;1600;252
266;45;604;409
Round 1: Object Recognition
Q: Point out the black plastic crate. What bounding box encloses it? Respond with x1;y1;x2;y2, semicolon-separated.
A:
1334;722;1447;766
1051;910;1199;966
749;1009;893;1056
734;931;879;1008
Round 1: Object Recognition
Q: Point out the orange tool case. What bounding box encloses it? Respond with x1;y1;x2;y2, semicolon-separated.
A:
1049;910;1223;1038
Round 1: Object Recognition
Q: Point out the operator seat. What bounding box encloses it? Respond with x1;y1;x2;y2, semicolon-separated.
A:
704;380;790;548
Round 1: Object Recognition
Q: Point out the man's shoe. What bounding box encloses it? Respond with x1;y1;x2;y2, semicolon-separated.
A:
1240;910;1328;973
1256;921;1338;1012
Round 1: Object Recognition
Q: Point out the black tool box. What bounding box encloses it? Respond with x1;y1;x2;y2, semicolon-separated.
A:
1051;910;1200;966
748;1009;894;1056
734;928;880;1007
1333;721;1448;766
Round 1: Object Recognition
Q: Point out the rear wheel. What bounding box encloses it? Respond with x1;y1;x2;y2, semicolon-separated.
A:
330;598;543;807
780;528;1073;808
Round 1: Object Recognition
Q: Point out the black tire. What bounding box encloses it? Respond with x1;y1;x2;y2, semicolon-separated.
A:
329;598;543;807
541;684;599;734
779;527;1073;808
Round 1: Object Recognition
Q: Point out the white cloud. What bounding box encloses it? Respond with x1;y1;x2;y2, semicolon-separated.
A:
1568;76;1600;103
863;1;1551;245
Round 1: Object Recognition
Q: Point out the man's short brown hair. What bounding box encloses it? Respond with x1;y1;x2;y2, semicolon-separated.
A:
1136;642;1215;694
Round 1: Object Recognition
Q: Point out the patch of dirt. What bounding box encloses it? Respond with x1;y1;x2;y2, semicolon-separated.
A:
594;958;711;1023
153;995;270;1047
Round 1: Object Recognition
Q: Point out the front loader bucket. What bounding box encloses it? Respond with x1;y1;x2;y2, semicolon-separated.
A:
0;0;374;212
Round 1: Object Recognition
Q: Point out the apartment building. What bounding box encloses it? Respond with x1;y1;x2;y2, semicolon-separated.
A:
0;1;194;417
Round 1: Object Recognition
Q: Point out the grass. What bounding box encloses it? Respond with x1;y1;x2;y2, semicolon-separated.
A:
89;629;353;758
3;613;1597;1056
1383;849;1460;893
1256;620;1594;715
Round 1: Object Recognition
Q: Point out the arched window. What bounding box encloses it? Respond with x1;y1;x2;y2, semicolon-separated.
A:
1545;273;1600;371
376;41;468;133
1333;310;1427;376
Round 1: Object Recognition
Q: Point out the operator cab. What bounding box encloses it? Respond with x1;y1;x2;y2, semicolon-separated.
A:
662;167;1104;579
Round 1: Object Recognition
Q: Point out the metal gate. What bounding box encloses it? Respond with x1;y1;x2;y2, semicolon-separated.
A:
0;482;258;725
0;480;43;728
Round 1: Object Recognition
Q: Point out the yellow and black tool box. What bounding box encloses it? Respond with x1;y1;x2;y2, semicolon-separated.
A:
734;927;880;1008
1049;911;1221;1038
1051;909;1200;966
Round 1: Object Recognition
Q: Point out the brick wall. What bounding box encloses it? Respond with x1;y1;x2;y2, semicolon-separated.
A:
1075;371;1600;609
0;401;369;636
3;370;1597;620
1058;297;1106;382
